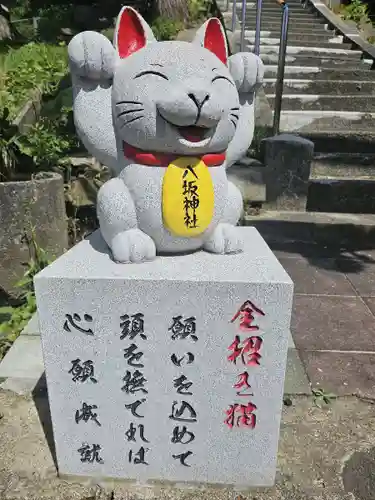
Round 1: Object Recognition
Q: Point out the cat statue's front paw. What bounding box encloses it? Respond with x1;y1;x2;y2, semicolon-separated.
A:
111;229;156;263
228;52;264;94
203;223;243;255
68;31;116;81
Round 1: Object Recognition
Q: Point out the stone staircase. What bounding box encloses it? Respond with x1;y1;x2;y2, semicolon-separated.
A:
235;0;375;213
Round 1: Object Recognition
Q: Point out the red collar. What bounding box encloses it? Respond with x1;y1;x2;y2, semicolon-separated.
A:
123;142;225;167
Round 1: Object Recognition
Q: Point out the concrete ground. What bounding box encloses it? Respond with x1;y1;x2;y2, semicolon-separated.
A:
0;389;374;499
247;211;375;401
1;212;375;498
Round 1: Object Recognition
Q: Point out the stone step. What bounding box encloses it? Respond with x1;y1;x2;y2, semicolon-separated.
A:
244;0;308;4
244;28;334;37
227;0;303;6
312;153;375;175
257;0;306;3
267;54;370;67
268;95;375;112
243;210;375;245
248;44;362;58
308;164;375;213
259;54;368;67
250;0;308;4
305;132;375;154
244;11;322;21
264;65;375;80
263;79;375;95
0;335;44;389
227;159;266;202
278;109;375;132
243;19;330;31
240;3;312;10
244;37;347;48
241;4;311;14
244;32;341;43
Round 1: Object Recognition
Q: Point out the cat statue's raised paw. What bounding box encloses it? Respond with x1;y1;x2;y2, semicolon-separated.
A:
68;7;264;263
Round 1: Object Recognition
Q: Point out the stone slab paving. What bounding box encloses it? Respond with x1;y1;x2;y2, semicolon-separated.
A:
21;312;39;336
268;241;375;399
0;335;43;379
0;389;374;499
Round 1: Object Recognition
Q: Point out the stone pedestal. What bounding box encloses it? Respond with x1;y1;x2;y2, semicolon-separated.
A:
261;134;314;211
0;172;68;301
34;227;293;487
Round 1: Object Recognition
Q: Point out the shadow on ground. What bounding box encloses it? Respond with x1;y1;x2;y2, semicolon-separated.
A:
342;446;375;500
244;218;375;274
32;372;58;470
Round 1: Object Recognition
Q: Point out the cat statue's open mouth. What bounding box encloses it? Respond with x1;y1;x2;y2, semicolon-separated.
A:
177;125;210;143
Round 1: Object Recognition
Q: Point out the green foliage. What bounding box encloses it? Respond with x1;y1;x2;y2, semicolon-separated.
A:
341;0;369;25
9;0;33;19
0;232;51;360
0;97;78;181
20;84;80;170
0;42;68;119
18;112;77;170
188;0;211;22
36;6;74;43
249;125;272;160
150;16;183;40
102;27;115;41
0;107;23;181
312;387;337;408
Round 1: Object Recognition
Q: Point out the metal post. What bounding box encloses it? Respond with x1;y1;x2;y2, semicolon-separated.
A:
231;0;237;33
272;3;289;136
240;0;247;52
226;0;230;11
254;0;262;55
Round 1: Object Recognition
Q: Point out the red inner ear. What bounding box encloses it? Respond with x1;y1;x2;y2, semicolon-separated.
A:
117;8;146;59
203;19;227;65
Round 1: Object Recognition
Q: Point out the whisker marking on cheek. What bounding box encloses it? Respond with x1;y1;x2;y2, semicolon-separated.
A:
116;100;144;106
230;113;239;120
120;115;144;128
117;109;144;118
230;118;237;128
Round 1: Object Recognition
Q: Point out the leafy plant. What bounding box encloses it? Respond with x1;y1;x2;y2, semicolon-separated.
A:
0;42;68;119
188;0;211;22
0;230;51;360
0;107;23;181
16;85;80;173
248;125;272;160
102;27;114;41
341;0;369;26
312;387;337;408
151;16;183;40
18;115;75;169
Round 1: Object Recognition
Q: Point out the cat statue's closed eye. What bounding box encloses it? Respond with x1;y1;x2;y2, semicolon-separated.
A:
68;7;264;263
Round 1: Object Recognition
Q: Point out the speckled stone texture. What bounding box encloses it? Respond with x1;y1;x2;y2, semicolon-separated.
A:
261;134;314;211
68;7;264;263
34;227;293;487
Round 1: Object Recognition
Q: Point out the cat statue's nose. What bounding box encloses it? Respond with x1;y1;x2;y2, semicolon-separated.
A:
187;91;210;110
157;82;222;128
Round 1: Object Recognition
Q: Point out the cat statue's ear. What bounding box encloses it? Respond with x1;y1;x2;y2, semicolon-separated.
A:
114;6;156;59
192;18;228;65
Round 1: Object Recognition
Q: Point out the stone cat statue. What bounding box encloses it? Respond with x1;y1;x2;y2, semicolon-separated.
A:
68;6;264;263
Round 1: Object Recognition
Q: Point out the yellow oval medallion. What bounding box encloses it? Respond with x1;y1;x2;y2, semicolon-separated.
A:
162;157;214;237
